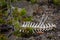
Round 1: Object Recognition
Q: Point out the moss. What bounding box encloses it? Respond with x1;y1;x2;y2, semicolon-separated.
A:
53;0;60;6
23;16;33;21
30;0;37;4
0;35;8;40
13;27;34;37
0;18;6;24
13;30;21;37
20;8;27;16
25;27;34;34
12;7;21;20
13;20;21;30
21;27;34;37
0;0;5;2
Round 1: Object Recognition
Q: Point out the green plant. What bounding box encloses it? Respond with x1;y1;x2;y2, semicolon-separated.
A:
9;18;21;30
0;10;8;24
0;18;5;24
0;2;7;13
21;27;34;37
12;7;21;21
12;7;27;33
23;16;33;21
0;11;6;24
13;30;21;37
20;8;27;16
13;27;34;37
30;0;37;4
14;21;21;30
0;0;5;2
12;7;27;21
53;0;60;5
0;35;8;40
25;27;34;34
1;2;7;7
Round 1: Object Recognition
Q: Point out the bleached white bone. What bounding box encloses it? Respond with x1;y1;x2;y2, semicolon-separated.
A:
22;22;56;31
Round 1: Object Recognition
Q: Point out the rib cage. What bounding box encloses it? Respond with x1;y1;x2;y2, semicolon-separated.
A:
21;22;56;31
21;14;56;32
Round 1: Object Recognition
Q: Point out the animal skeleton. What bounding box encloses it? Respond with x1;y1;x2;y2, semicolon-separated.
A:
21;14;56;32
11;7;56;32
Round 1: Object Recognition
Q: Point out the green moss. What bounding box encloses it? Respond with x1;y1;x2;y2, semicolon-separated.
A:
0;0;5;2
23;16;33;21
20;8;27;16
0;18;5;24
53;0;60;6
0;2;7;11
12;7;27;22
13;30;21;37
12;7;21;20
30;0;37;4
25;27;34;34
21;27;34;37
13;27;34;37
12;20;21;30
0;35;8;40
